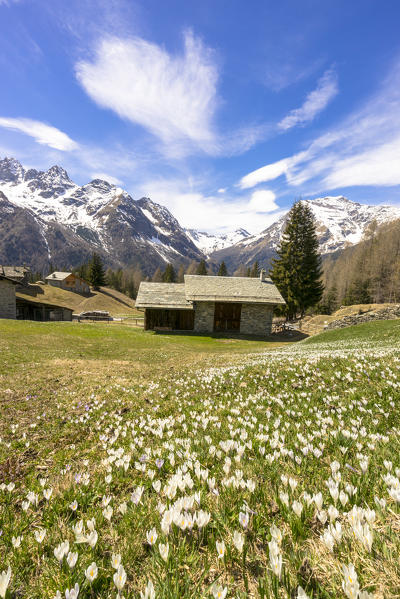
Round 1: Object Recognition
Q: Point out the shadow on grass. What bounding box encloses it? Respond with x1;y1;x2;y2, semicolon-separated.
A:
152;329;309;343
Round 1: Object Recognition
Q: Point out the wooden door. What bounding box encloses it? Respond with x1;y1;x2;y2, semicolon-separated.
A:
213;302;242;331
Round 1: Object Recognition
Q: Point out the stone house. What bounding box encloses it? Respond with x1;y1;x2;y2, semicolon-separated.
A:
0;274;18;319
45;272;90;294
135;271;285;336
0;265;30;286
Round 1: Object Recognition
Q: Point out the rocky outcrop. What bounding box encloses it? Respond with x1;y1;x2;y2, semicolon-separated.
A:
326;305;400;329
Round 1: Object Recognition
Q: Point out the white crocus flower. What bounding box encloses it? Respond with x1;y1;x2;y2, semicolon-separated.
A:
342;563;360;599
146;528;158;546
118;502;127;515
238;511;249;528
103;506;113;521
292;500;303;517
111;553;122;569
211;584;228;599
140;579;155;599
54;540;69;563
12;536;22;548
69;500;78;511
297;587;309;599
216;540;225;559
34;529;46;543
159;542;169;562
233;530;244;553
43;488;53;500
64;583;79;599
270;524;282;545
114;565;127;591
268;539;282;579
67;552;78;569
0;566;11;599
85;530;97;548
85;562;98;582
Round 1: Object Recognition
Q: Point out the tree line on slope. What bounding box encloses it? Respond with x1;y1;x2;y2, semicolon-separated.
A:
319;218;400;312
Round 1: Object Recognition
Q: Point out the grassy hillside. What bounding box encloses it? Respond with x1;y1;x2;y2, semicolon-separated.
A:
17;283;142;317
301;302;398;335
0;320;399;598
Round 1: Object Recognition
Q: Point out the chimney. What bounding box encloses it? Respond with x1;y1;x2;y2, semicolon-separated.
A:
260;269;267;282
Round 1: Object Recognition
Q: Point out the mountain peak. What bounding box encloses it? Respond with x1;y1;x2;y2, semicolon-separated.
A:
0;156;25;184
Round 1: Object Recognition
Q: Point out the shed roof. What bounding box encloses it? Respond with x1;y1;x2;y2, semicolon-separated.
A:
184;275;285;304
135;282;193;310
45;272;72;281
16;293;73;311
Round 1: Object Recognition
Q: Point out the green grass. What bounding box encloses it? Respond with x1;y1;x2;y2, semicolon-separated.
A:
0;319;400;598
303;319;400;345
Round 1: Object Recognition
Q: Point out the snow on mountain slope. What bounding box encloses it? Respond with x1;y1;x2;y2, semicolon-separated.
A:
0;157;204;273
185;228;251;255
210;196;400;271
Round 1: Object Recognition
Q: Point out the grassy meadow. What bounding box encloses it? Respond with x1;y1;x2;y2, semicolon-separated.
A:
0;319;400;598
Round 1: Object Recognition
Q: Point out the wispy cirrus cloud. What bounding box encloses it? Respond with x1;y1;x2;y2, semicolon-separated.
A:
75;31;219;157
278;68;338;130
239;58;400;192
0;117;79;151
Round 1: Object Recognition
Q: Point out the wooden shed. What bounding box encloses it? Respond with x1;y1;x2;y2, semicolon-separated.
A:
16;295;73;321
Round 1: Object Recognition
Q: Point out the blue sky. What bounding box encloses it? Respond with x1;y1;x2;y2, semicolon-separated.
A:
1;0;400;233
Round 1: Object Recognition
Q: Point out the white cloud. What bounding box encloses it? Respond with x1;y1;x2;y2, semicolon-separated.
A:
248;189;279;212
239;58;400;192
90;172;123;185
0;117;78;151
137;178;283;234
239;155;304;189
75;31;219;156
278;68;338;130
323;136;400;188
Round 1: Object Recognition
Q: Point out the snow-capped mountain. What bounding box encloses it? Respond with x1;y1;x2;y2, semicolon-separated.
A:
1;156;400;275
185;228;251;255
0;157;203;274
210;196;400;270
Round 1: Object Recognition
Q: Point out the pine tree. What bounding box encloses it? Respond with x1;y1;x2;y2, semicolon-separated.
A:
234;264;248;277
270;200;324;319
88;253;106;290
162;263;176;283
152;267;163;282
196;259;208;275
177;264;185;283
250;261;260;277
217;261;228;276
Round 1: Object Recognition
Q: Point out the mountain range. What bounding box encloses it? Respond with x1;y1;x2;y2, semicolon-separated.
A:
1;156;400;275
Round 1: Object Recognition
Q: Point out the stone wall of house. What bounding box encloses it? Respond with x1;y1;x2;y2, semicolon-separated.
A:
0;279;16;319
194;301;215;333
240;303;273;336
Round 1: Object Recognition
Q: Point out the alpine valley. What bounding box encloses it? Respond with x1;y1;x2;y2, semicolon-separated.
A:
1;156;400;275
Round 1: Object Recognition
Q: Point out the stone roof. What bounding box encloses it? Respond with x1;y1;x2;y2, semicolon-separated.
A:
184;275;286;305
0;265;30;281
45;272;72;281
135;275;285;309
135;282;193;310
